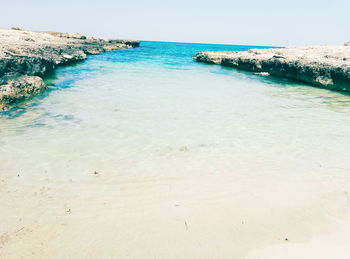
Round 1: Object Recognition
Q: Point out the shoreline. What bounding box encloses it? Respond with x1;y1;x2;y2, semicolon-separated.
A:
194;45;350;91
0;28;140;110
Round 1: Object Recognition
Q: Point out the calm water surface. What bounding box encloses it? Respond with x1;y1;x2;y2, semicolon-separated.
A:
1;41;350;180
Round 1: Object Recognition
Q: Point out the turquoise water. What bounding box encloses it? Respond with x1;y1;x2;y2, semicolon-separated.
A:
1;41;350;179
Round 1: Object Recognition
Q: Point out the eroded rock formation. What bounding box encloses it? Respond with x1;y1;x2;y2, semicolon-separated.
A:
194;46;350;91
0;29;140;110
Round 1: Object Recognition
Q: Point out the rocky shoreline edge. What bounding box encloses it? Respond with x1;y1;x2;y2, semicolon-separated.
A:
0;28;140;111
194;44;350;91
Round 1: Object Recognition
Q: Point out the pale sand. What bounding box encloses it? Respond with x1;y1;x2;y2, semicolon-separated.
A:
247;220;350;259
1;170;350;258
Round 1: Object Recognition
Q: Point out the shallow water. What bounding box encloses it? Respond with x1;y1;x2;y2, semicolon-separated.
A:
1;41;350;180
1;41;350;258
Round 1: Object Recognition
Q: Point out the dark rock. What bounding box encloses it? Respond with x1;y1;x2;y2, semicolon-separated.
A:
194;46;350;91
0;75;46;110
0;29;140;110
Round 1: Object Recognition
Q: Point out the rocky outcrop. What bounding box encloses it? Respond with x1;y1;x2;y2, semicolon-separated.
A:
0;75;46;110
194;46;350;91
0;29;140;110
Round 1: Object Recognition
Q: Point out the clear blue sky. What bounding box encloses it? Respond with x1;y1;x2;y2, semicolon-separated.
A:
1;0;349;46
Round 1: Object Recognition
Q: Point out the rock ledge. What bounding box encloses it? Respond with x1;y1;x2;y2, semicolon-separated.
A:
194;45;350;91
0;29;140;110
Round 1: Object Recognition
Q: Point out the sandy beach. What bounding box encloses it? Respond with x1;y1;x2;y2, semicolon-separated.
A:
1;168;350;258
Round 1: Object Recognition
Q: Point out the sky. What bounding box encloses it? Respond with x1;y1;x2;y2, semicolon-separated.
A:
1;0;349;46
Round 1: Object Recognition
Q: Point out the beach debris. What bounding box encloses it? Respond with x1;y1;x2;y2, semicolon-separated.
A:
185;221;189;231
254;72;270;76
284;237;289;241
15;227;25;233
94;171;99;175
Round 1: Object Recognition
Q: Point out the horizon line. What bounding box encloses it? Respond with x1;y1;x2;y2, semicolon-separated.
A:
138;39;284;48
